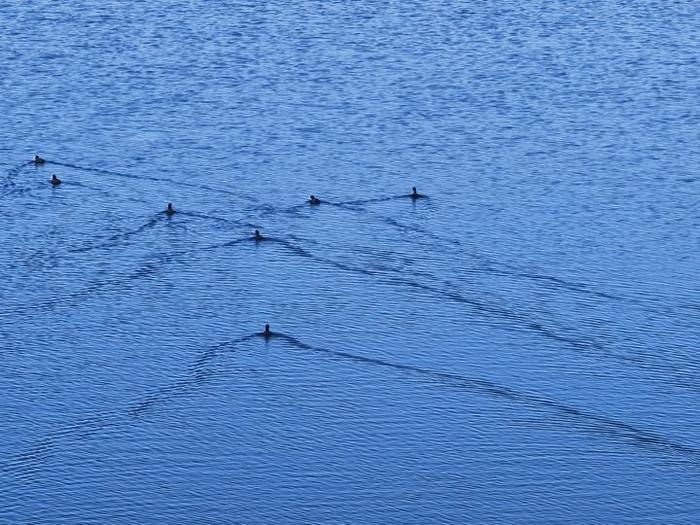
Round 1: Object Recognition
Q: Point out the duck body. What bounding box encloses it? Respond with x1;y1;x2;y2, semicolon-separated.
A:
410;186;425;199
50;174;61;186
308;194;321;205
262;323;271;338
165;202;175;216
253;229;264;241
33;155;45;165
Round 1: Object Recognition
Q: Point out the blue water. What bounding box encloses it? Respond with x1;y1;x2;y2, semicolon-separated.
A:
1;1;699;523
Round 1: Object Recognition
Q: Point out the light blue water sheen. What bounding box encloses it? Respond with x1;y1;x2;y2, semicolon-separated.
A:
1;1;699;523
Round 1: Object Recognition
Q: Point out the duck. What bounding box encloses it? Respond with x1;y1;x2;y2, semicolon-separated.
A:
50;174;61;186
253;229;264;241
410;186;420;199
262;323;271;338
33;155;45;165
165;202;175;216
308;194;321;205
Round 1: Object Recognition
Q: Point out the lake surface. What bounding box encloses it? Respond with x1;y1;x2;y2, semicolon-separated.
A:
1;1;699;523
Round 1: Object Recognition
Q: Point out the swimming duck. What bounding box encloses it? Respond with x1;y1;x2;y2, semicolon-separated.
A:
262;323;271;338
165;202;175;215
50;174;61;186
411;186;420;199
308;194;321;205
33;155;45;165
253;229;264;241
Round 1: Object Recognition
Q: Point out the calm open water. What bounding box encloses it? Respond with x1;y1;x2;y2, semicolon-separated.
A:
1;1;699;523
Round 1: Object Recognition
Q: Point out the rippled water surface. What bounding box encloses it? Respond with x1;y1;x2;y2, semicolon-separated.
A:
2;1;699;523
